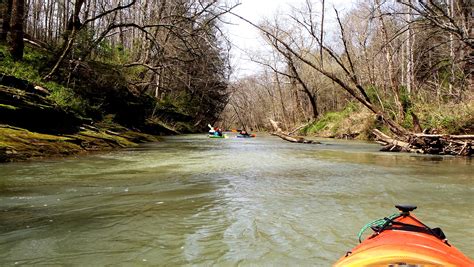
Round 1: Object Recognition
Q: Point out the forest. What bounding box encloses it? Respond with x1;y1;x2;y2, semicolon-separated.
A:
0;0;239;161
0;0;472;160
1;2;473;265
219;0;473;155
1;0;235;131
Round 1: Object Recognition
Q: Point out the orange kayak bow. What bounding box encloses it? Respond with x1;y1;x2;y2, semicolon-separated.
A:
334;205;473;266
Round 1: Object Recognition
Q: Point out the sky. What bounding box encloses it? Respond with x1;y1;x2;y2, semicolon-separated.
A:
224;0;356;79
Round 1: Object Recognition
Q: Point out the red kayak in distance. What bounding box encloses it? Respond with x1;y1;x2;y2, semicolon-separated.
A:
237;133;256;138
334;205;473;266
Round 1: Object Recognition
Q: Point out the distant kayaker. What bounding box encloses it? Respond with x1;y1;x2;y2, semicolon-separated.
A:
239;130;250;137
209;128;215;136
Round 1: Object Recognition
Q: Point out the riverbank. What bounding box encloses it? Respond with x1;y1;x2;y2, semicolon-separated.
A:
0;43;198;163
0;123;160;163
301;101;474;141
0;76;166;163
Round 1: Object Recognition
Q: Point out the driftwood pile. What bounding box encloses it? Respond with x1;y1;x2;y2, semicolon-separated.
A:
373;129;473;156
269;119;320;144
268;118;472;156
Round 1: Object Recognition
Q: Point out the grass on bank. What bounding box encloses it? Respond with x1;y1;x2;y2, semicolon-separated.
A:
414;100;474;134
301;103;375;139
301;97;473;139
0;44;90;116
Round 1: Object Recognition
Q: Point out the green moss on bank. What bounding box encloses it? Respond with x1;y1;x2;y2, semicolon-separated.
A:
0;126;82;162
0;104;18;110
0;124;160;163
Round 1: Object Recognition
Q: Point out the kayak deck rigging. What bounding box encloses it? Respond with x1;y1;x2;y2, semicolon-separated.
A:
334;205;473;266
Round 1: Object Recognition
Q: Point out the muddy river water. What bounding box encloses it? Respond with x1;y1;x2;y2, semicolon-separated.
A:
0;134;472;265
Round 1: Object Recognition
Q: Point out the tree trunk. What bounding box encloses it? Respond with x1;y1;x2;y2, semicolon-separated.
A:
287;55;319;119
1;0;13;42
375;0;404;119
274;71;288;128
33;0;40;40
320;0;325;67
8;0;24;61
405;0;414;95
43;0;85;80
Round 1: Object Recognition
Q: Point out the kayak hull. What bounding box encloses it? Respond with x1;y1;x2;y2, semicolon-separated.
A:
237;134;256;138
334;213;473;266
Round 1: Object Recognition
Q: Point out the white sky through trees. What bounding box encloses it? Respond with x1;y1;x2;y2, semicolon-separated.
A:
225;0;356;79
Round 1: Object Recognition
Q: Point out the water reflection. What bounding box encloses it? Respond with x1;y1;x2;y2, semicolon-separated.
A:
0;134;472;265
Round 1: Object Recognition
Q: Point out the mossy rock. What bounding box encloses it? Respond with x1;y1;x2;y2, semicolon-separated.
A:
0;73;47;96
0;125;83;162
119;130;160;143
0;123;161;162
0;85;83;134
142;118;180;136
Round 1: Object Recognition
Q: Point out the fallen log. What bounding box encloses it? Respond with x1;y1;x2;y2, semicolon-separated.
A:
288;120;314;135
373;129;423;153
270;119;320;144
373;129;473;156
270;119;283;133
413;134;474;140
271;132;317;143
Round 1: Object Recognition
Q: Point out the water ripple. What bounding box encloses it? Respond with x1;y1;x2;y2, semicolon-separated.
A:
0;135;472;265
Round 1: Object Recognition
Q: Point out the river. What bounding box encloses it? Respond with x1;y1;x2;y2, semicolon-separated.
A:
0;134;472;265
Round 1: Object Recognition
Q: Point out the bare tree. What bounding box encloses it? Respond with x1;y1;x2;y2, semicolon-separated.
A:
374;0;404;118
262;30;319;119
44;0;136;80
229;5;411;136
8;0;24;60
0;0;13;42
